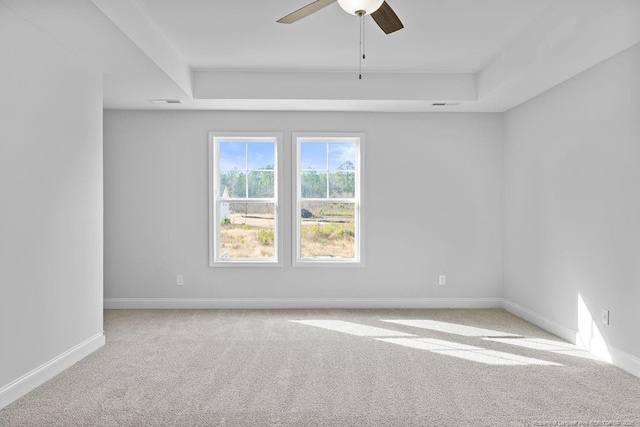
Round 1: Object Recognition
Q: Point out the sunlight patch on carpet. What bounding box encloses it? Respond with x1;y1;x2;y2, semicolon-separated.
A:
380;319;522;337
377;338;562;366
289;320;416;337
483;337;599;360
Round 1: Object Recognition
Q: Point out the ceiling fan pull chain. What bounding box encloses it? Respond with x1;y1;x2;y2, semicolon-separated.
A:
359;12;363;79
362;14;366;60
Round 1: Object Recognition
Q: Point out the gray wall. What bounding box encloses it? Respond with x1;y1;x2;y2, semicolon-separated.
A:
0;5;103;388
503;43;640;358
104;111;503;300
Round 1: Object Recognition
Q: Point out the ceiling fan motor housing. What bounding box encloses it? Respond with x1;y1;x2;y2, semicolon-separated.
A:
337;0;384;15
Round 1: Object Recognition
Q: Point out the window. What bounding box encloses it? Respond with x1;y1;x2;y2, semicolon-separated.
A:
293;133;364;266
209;132;281;266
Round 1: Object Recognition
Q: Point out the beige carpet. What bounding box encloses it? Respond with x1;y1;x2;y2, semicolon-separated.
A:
1;309;639;426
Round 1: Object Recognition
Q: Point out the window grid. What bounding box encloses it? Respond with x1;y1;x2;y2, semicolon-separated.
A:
209;133;281;267
294;134;364;266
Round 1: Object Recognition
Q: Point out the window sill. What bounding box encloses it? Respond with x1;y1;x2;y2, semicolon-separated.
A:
210;260;282;268
293;258;364;268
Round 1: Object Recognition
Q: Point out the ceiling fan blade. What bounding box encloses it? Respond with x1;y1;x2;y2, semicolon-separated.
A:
371;1;404;34
277;0;337;24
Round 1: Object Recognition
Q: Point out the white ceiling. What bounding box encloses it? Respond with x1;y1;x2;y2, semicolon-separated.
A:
132;0;555;73
4;0;639;112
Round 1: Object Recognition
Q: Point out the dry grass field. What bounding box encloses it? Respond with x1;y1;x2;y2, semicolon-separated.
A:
220;214;275;259
219;213;355;259
300;221;355;259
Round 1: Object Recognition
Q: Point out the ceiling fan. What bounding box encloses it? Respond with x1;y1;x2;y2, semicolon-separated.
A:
277;0;404;35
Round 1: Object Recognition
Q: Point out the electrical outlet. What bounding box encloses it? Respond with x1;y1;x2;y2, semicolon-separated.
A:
601;309;609;325
439;275;446;286
176;274;184;286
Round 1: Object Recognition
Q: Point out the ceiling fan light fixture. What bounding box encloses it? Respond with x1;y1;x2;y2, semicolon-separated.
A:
337;0;384;16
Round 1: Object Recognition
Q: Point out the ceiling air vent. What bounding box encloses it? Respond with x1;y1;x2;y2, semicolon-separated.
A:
148;99;184;104
432;102;461;107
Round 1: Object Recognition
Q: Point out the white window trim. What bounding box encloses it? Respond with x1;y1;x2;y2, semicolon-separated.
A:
208;132;283;267
292;132;365;268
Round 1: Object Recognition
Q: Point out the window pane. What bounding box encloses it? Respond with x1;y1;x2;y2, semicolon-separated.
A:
301;171;327;198
219;142;246;170
328;143;357;170
300;142;327;170
220;170;246;198
219;202;275;260
247;143;274;170
248;171;274;198
300;202;355;259
329;170;355;198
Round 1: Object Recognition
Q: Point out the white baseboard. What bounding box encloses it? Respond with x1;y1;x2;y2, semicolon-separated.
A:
104;297;503;310
0;331;105;411
500;299;579;344
500;299;640;379
610;347;640;379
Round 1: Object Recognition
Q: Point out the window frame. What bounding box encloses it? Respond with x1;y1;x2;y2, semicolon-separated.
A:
208;132;283;267
292;132;365;267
